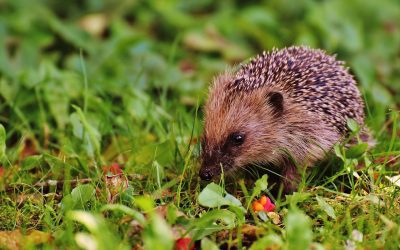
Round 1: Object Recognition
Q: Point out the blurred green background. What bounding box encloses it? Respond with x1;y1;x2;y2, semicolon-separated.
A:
0;0;399;171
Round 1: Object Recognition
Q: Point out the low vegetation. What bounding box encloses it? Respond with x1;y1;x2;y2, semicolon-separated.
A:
0;0;399;249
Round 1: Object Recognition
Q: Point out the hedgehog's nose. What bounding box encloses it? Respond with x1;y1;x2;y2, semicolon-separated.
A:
200;170;212;181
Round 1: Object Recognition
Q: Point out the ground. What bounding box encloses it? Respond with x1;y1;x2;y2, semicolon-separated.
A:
0;0;399;249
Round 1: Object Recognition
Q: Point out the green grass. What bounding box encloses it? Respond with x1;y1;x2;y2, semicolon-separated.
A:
0;0;399;249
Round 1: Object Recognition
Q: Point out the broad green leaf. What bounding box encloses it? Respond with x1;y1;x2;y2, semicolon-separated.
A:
201;238;219;250
248;174;269;209
190;209;237;240
61;194;74;212
346;143;368;159
0;79;17;103
134;195;155;212
224;193;243;208
316;196;336;219
228;205;246;224
21;155;43;171
70;111;99;158
285;209;313;250
71;106;101;159
198;183;228;207
371;85;394;106
70;112;83;139
254;174;269;193
43;153;67;175
198;183;245;210
101;204;145;225
43;73;70;130
347;119;360;132
334;144;344;160
166;204;179;225
70;184;95;209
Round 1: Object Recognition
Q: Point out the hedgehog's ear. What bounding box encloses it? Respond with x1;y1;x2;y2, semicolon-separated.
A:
266;92;284;116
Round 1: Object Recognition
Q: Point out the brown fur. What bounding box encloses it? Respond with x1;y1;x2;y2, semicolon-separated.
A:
199;46;367;192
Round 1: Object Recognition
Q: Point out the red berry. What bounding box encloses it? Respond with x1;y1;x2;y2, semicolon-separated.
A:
175;238;194;250
263;199;275;212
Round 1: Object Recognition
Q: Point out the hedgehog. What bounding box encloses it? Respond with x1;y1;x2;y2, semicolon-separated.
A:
199;46;370;193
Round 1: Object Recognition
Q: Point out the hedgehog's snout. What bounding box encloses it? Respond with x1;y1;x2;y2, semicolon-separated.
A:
199;148;223;181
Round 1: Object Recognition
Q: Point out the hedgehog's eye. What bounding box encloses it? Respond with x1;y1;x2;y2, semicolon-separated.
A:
229;132;245;146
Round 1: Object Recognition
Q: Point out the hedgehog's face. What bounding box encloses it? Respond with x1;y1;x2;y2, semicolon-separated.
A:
199;75;285;181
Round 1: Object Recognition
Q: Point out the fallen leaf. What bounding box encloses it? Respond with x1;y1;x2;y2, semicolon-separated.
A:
0;230;19;249
103;163;127;203
105;173;129;203
103;163;123;175
16;193;44;206
0;230;52;249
